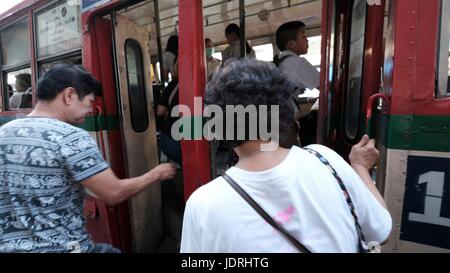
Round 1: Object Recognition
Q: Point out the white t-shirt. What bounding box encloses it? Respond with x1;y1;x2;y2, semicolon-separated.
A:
222;41;256;65
180;145;392;253
278;50;320;90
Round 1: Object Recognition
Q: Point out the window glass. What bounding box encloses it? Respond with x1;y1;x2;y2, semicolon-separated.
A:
125;40;149;133
303;35;322;71
1;20;30;67
36;0;81;58
253;44;274;62
5;68;32;110
212;52;222;61
344;0;367;140
437;0;450;96
38;56;82;77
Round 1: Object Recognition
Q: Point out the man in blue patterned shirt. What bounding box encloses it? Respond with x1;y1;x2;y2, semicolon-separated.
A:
0;65;177;253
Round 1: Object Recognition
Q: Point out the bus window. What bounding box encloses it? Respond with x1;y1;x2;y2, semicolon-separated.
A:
5;68;32;110
437;0;450;96
38;56;82;77
35;1;82;78
303;35;322;71
1;19;30;67
125;39;149;133
35;0;81;59
1;19;31;111
212;51;222;61
344;0;367;140
253;44;274;62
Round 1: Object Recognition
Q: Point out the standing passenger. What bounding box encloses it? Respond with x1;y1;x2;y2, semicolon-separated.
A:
205;38;221;80
162;35;178;82
275;21;320;145
0;65;176;253
275;21;319;90
222;23;255;64
180;59;391;253
157;59;182;166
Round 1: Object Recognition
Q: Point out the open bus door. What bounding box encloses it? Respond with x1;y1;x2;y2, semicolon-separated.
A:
319;0;386;164
112;12;162;252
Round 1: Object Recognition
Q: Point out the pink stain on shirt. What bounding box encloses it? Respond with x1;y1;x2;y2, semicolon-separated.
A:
275;205;295;224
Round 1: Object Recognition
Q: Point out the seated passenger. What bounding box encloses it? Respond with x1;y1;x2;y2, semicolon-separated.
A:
180;59;391;253
9;73;32;109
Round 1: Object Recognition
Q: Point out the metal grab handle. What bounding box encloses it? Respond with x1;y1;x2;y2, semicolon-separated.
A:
365;93;390;137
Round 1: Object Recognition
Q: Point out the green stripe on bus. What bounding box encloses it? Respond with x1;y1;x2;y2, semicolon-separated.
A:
0;114;120;132
387;115;450;152
78;115;120;132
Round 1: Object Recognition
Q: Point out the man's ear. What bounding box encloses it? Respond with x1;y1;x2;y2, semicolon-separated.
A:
286;40;295;51
62;87;77;106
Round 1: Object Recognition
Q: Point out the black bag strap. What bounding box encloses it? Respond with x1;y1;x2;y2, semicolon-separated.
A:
304;148;369;253
273;54;293;67
222;173;311;253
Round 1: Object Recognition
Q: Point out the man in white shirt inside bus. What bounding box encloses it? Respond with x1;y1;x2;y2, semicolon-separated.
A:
274;21;321;146
274;20;320;91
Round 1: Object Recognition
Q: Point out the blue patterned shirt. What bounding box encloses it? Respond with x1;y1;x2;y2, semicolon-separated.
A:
0;117;109;252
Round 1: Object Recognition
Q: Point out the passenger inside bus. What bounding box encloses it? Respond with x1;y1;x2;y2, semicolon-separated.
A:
157;58;182;166
205;38;221;80
162;35;178;83
222;23;256;64
9;73;32;109
275;21;320;146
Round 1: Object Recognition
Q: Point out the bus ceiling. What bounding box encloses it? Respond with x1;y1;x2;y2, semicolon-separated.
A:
102;0;322;58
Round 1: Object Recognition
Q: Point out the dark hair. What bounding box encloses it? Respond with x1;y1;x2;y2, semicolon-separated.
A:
36;64;102;101
225;23;240;37
166;35;179;55
205;38;212;43
205;59;296;147
276;21;306;51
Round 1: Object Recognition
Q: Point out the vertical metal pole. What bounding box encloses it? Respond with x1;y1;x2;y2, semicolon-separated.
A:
179;0;211;201
153;0;165;85
239;0;246;58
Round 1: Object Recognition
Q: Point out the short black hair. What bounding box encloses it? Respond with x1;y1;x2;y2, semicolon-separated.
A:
166;35;179;55
276;21;306;51
36;64;102;101
205;59;296;147
225;23;240;37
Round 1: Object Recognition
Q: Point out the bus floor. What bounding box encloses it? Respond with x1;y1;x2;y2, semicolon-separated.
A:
157;151;185;253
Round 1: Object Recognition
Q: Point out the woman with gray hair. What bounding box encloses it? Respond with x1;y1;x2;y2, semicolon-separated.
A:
9;73;32;109
180;59;391;253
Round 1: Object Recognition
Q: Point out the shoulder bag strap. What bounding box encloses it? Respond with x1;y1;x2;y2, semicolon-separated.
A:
304;148;369;253
222;173;311;253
